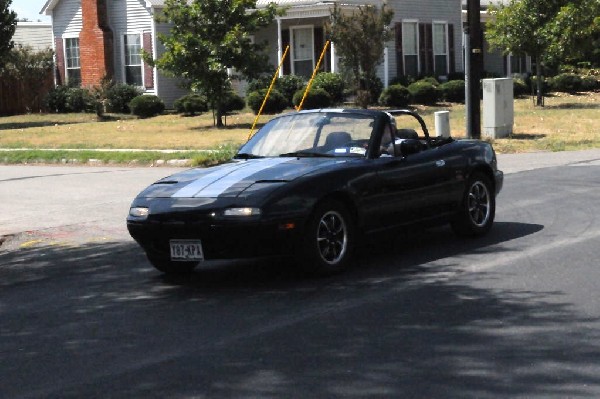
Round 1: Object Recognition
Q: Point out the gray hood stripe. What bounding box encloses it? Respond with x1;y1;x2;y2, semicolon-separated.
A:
172;158;289;198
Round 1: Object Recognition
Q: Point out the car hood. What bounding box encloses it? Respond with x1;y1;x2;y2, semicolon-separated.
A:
138;157;349;199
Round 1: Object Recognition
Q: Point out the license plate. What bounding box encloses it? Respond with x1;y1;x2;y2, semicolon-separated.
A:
170;240;204;261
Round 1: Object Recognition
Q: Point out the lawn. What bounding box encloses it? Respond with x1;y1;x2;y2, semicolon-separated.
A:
0;91;598;165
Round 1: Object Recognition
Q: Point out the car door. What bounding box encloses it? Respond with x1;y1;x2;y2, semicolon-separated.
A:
372;147;456;228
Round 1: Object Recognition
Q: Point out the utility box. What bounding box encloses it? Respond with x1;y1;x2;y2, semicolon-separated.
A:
482;78;514;138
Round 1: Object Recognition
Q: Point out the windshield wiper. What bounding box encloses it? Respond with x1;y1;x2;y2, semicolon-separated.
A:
279;151;335;158
234;153;265;159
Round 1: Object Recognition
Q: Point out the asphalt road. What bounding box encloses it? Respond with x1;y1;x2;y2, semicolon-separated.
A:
1;149;600;398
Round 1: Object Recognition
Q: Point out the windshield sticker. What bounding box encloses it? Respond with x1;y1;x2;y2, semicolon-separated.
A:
334;148;348;153
349;147;367;155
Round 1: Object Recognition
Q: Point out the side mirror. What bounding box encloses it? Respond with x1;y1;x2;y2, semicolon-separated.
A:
400;139;422;156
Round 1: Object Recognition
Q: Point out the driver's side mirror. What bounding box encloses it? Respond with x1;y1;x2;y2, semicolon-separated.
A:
400;139;423;156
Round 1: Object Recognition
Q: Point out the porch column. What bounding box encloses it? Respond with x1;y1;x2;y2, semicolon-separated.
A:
384;46;389;88
277;17;283;77
330;40;336;73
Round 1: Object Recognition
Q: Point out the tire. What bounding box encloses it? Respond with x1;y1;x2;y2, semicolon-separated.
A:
146;254;197;274
451;172;495;237
299;199;356;275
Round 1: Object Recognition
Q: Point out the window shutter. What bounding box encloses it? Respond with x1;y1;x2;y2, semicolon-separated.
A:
282;29;291;75
55;38;65;85
419;23;433;75
314;27;326;72
395;22;404;77
142;32;154;89
448;24;455;74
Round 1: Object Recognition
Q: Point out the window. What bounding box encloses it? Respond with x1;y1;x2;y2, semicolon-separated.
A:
65;38;81;86
291;27;314;78
433;23;448;77
124;34;143;86
509;54;528;75
402;22;419;77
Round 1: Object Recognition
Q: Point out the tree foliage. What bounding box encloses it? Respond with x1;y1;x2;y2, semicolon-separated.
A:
0;0;17;67
1;45;54;111
327;3;393;106
152;0;279;126
486;0;600;105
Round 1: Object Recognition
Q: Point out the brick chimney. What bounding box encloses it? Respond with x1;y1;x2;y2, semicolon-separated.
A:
79;0;113;87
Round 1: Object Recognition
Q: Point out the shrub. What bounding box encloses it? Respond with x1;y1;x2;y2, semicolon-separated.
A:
512;78;529;97
528;75;549;93
549;73;582;93
275;75;305;106
439;80;465;103
65;87;98;112
246;75;272;93
292;87;332;109
379;84;411;107
45;85;70;113
581;76;600;92
419;76;440;87
174;93;208;115
355;90;371;109
218;90;245;114
312;72;345;103
359;73;384;105
247;89;288;114
106;84;143;113
129;95;165;118
408;80;439;104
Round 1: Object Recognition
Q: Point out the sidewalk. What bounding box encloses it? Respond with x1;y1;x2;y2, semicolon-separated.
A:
497;148;600;174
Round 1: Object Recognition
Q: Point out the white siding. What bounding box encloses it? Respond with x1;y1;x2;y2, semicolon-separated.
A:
153;22;189;108
52;0;82;38
388;0;463;79
13;23;53;50
108;0;153;83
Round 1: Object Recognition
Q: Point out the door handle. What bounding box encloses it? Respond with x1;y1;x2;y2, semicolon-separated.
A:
435;160;446;167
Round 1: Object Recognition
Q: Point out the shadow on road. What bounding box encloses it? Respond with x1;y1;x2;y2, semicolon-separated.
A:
3;221;600;397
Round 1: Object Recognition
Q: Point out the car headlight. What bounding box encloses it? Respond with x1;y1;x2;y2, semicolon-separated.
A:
129;207;149;219
223;207;261;217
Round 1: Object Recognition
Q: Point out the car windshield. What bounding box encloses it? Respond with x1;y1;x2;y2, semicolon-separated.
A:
237;112;376;158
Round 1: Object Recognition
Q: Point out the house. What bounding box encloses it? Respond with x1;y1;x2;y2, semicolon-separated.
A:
461;0;532;77
41;0;463;107
12;22;53;51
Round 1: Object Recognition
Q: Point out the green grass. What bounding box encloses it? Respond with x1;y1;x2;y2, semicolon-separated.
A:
1;91;598;165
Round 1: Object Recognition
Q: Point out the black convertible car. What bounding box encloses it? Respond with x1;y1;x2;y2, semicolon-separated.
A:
127;109;503;274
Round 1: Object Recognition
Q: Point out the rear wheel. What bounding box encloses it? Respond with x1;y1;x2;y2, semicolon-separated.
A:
146;254;197;274
299;199;355;275
451;172;495;237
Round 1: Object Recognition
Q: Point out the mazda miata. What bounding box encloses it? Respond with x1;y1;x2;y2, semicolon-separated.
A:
127;108;503;274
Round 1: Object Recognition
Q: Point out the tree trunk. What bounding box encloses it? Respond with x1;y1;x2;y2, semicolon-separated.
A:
216;108;224;127
536;58;544;107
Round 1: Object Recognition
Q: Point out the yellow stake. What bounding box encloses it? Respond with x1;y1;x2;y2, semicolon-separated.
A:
248;45;290;141
295;40;330;112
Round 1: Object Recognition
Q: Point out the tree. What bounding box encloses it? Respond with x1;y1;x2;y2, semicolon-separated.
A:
151;0;279;127
0;0;17;68
543;1;600;67
0;45;54;112
328;3;393;107
486;0;600;106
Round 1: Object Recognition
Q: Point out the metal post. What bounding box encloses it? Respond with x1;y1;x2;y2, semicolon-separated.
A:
467;0;482;139
464;28;471;137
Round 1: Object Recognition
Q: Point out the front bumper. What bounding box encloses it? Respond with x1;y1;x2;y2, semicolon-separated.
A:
127;217;303;261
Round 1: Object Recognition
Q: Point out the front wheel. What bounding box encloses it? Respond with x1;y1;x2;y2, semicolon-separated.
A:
451;172;496;237
299;199;356;275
